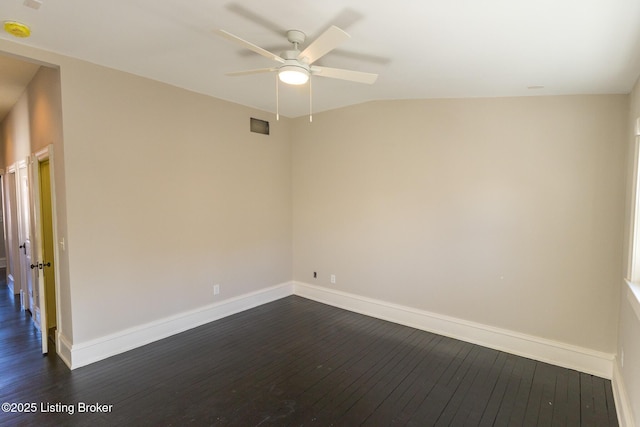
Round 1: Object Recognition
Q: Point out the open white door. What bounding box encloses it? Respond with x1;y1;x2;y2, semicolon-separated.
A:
29;153;48;354
3;168;20;296
16;161;33;313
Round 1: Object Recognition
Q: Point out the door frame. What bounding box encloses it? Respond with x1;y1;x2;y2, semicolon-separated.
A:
33;146;61;354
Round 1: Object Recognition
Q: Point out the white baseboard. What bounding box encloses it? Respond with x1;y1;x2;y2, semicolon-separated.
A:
612;360;635;427
57;332;73;370
67;280;614;380
293;281;614;379
69;282;294;369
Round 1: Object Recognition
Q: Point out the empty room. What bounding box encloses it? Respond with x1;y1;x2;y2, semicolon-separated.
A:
0;1;639;425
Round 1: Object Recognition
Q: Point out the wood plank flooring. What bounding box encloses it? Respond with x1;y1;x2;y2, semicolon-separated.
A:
0;285;618;426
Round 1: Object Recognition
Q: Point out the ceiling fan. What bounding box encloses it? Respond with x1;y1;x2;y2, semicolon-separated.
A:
216;25;378;86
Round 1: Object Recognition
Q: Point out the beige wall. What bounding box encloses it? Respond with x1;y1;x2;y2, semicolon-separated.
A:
0;40;292;348
292;96;627;354
620;77;640;424
1;66;63;163
59;58;292;342
1;88;31;165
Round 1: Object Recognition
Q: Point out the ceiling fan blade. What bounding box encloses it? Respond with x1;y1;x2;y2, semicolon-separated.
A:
298;25;350;65
216;29;285;64
225;3;285;36
311;66;378;84
226;68;276;77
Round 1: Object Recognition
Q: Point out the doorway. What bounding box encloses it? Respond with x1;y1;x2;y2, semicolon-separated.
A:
16;161;33;313
2;150;59;355
29;147;59;354
38;158;57;347
4;166;21;297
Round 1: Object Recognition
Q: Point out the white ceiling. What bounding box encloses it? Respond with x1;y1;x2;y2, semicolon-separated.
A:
1;0;640;118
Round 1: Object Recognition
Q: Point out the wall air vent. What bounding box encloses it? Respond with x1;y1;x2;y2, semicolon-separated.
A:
250;118;269;135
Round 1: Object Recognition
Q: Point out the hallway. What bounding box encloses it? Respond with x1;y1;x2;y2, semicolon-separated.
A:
0;273;69;426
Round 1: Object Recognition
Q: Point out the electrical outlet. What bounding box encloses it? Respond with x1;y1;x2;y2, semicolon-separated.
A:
213;284;220;295
330;274;336;284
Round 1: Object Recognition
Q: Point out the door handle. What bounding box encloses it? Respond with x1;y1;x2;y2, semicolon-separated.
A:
19;244;26;255
30;262;51;269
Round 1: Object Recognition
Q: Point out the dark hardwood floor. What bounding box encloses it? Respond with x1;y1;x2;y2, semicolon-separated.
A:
0;284;618;426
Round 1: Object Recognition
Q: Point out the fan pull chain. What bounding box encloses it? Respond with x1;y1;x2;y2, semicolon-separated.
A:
276;74;280;121
309;76;313;123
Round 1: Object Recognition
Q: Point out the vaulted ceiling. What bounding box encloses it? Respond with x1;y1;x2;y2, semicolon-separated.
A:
1;0;640;118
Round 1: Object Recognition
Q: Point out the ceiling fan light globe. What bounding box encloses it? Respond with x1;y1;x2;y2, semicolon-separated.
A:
278;65;309;85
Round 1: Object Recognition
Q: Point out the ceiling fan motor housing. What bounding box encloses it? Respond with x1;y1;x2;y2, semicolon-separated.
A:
286;30;306;46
